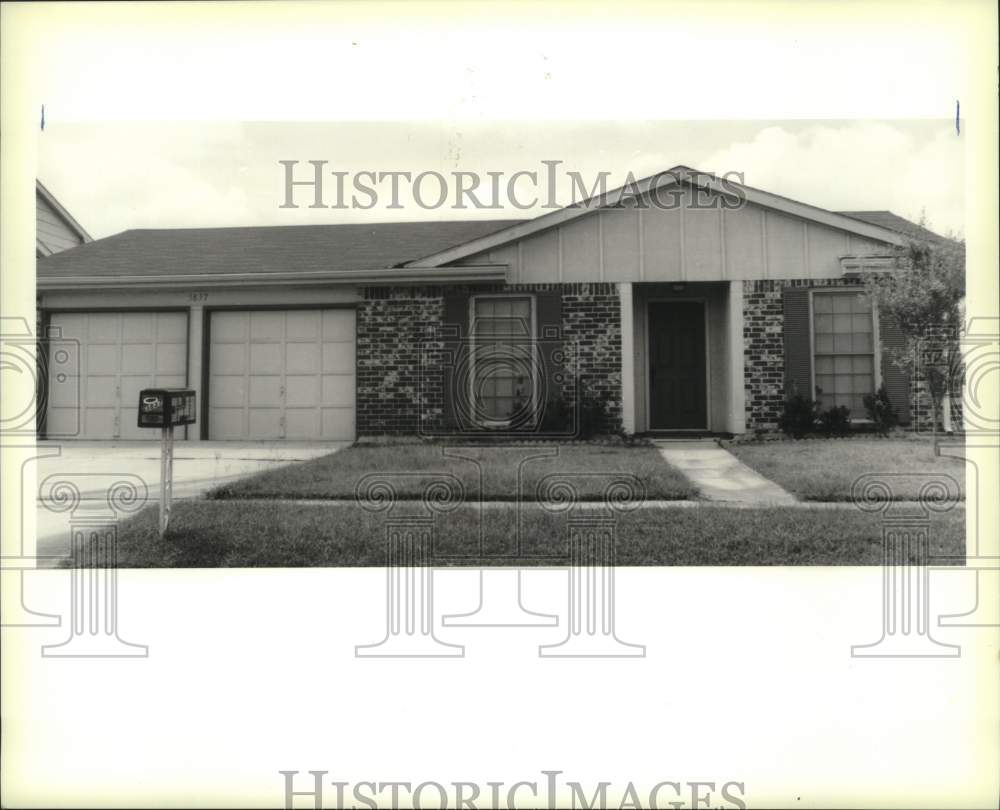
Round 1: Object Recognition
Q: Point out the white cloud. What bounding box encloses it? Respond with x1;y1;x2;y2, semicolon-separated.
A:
702;121;964;235
39;120;965;239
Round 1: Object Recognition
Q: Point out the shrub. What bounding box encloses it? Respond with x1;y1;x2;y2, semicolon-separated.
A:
578;390;613;439
779;393;820;438
863;385;899;436
538;390;612;439
818;405;852;436
539;394;573;434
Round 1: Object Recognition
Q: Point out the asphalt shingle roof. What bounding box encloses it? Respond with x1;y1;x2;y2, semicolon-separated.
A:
835;211;950;244
36;219;526;277
38;209;947;281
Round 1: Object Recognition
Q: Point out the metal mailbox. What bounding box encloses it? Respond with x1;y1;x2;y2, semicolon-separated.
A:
137;388;196;536
138;388;197;429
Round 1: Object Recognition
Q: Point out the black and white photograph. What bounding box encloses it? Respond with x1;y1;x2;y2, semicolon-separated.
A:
2;2;997;808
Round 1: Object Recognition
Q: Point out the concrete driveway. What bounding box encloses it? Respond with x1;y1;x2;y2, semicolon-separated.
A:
34;440;346;564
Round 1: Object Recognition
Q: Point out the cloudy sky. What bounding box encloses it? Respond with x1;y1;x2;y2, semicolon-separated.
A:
39;118;964;241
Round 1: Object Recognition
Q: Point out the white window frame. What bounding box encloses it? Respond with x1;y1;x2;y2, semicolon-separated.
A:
467;293;539;429
808;288;881;422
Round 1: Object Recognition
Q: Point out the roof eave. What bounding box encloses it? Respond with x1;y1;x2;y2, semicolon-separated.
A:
36;264;510;291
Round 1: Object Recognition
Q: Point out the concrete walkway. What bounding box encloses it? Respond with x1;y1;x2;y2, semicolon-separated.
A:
654;440;799;505
32;441;348;565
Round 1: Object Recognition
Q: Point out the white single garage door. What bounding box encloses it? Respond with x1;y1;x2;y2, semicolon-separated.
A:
208;309;355;440
46;312;188;439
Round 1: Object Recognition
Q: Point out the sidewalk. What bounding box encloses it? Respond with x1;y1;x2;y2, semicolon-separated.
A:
653;440;799;505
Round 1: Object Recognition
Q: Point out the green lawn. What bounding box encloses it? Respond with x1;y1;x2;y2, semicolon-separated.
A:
99;500;965;567
207;441;696;502
724;439;967;502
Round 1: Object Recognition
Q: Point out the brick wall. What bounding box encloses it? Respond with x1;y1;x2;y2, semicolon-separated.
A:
742;280;786;430
560;282;623;433
356;282;623;436
357;286;445;434
910;325;964;434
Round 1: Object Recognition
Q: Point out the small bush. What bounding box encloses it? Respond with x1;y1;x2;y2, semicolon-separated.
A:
578;391;613;439
539;395;572;434
863;385;899;436
779;393;820;438
818;405;852;436
539;390;613;439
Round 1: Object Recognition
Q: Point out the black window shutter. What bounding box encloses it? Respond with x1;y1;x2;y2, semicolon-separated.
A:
535;288;562;333
534;290;565;422
782;287;812;399
878;310;911;425
441;293;470;430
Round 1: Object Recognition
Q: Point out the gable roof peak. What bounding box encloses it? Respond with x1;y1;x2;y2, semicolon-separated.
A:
404;166;909;267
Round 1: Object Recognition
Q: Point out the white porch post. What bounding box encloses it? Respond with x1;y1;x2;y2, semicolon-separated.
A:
727;281;746;434
619;282;636;434
187;305;204;441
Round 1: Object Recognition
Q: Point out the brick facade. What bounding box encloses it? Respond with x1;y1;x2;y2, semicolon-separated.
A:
742;280;786;430
909;325;964;434
356;282;623;436
559;282;623;434
911;379;963;433
357;286;446;434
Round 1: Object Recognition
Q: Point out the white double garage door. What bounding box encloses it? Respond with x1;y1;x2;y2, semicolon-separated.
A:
47;309;355;440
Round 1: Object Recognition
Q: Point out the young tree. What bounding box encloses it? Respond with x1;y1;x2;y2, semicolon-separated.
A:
865;234;965;456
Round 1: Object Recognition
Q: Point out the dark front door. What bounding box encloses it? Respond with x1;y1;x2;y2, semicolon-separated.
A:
648;302;707;429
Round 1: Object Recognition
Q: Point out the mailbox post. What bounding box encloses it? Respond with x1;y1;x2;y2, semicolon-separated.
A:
138;388;196;535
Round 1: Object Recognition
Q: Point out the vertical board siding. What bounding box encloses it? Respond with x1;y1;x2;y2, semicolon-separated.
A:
457;200;889;283
640;204;683;279
807;224;852;278
601;210;641;282
36;194;85;254
766;211;807;278
559;215;601;281
685;208;724;280
724;206;765;278
521;228;560;282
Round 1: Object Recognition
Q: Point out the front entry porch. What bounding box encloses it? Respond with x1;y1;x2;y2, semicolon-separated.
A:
620;281;745;435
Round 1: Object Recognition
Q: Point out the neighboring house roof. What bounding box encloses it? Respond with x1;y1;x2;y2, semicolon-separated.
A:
835;211;952;244
37;219;525;280
405;166;910;267
36;180;92;256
